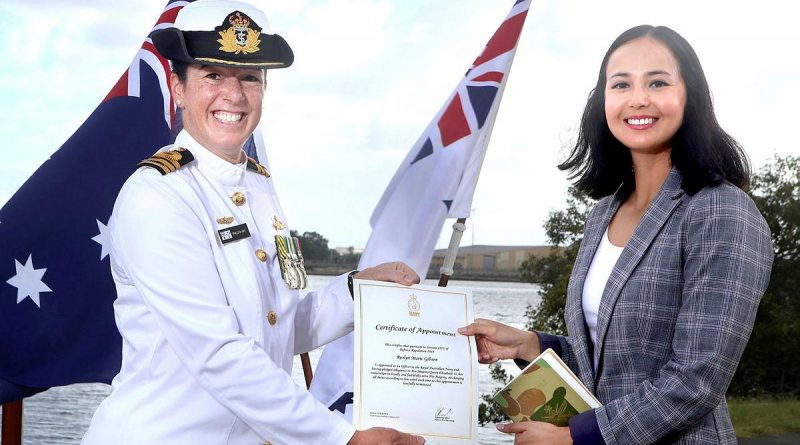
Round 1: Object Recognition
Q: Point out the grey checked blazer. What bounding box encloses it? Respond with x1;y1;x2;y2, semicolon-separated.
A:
553;168;773;444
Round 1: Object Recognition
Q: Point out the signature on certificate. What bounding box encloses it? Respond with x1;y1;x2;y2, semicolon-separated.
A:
434;407;454;423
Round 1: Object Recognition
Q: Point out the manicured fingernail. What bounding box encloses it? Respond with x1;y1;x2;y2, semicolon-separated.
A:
496;423;507;431
457;327;467;334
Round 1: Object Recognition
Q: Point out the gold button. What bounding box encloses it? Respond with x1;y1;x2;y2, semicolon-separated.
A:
267;310;278;326
263;441;272;445
255;249;268;262
231;191;246;206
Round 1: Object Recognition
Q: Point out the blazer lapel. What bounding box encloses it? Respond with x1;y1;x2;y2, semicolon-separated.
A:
593;168;685;386
566;189;624;384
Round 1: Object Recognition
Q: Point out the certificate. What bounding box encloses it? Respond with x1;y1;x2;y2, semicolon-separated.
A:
353;279;478;444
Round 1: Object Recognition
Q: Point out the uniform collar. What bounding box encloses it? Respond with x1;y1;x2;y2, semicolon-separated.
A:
175;130;247;186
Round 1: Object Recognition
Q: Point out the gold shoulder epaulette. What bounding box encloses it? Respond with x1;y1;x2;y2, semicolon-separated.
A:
137;148;195;175
246;156;270;177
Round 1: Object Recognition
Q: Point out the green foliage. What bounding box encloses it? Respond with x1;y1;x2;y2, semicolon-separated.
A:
290;230;362;264
331;246;362;265
478;363;513;425
730;155;800;397
290;230;332;261
519;187;593;335
728;398;800;437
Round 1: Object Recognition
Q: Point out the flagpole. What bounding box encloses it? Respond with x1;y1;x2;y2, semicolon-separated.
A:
436;39;523;289
300;353;313;388
1;400;23;445
438;218;468;287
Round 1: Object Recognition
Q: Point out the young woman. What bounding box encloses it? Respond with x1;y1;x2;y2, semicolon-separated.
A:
460;25;773;445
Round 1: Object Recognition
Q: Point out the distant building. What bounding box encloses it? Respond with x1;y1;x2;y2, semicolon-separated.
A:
333;246;364;256
429;245;557;275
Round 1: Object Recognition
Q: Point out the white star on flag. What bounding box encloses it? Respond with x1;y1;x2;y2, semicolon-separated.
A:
6;254;53;307
91;219;110;260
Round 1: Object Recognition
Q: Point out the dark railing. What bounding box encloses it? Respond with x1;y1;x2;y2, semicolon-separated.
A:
304;260;522;282
303;261;521;282
426;268;521;282
303;261;359;276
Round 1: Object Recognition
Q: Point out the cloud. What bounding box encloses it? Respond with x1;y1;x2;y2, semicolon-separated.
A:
2;0;799;250
0;1;167;204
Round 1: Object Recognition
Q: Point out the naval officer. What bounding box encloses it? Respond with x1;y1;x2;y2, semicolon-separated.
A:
82;1;424;444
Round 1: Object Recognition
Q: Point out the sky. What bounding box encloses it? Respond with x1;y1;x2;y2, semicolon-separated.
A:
0;0;798;250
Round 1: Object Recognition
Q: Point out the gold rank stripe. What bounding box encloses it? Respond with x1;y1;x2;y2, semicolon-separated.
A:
137;149;195;175
152;153;181;170
137;158;175;175
246;156;271;177
195;57;285;67
146;158;177;173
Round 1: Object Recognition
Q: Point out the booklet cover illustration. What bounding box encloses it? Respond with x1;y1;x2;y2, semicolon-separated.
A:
492;349;601;426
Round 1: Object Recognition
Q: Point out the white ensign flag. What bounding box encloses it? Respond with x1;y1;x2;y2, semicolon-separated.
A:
310;0;533;419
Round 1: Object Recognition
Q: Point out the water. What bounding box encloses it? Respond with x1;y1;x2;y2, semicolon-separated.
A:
10;276;539;444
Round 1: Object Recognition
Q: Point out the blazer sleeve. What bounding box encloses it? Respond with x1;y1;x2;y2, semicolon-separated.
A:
594;185;774;445
513;332;576;371
110;172;356;445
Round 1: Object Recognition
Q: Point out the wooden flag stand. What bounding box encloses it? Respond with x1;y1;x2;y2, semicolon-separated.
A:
438;218;468;288
300;353;314;389
1;400;23;445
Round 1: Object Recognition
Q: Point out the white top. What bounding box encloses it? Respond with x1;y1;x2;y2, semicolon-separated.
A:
82;130;356;445
582;227;624;369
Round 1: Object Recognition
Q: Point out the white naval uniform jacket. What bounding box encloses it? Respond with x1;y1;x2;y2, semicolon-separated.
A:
82;130;357;445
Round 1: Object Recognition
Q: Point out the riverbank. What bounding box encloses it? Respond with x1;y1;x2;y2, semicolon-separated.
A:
738;433;800;444
303;261;522;282
731;398;800;439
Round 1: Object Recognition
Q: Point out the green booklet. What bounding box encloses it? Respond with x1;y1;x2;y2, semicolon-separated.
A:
492;348;601;426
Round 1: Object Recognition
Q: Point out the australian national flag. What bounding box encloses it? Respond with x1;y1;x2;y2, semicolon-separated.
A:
0;0;192;403
309;0;532;418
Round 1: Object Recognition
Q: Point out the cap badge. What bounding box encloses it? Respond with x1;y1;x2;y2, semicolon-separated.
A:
216;11;261;55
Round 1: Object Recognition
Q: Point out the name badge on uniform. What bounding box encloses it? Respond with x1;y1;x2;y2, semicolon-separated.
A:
275;235;308;290
218;223;251;244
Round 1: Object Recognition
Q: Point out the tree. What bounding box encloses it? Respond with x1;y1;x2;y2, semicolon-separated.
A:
520;187;593;335
332;246;362;265
729;155;800;396
290;230;332;261
477;361;513;425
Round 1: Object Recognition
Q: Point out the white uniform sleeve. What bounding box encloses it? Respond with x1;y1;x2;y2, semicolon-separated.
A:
110;172;356;445
293;273;354;355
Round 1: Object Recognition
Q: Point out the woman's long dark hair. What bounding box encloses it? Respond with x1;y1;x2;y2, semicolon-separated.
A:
559;25;750;199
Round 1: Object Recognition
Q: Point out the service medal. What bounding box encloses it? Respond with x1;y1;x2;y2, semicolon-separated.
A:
275;235;308;290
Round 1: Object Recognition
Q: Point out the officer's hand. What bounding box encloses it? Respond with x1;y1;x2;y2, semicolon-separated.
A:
355;262;419;286
348;427;425;445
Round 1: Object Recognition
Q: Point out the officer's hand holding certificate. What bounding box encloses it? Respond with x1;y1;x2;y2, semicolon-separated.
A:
353;279;478;445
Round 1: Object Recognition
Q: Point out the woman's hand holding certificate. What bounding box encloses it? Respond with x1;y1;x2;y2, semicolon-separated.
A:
353;280;478;445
